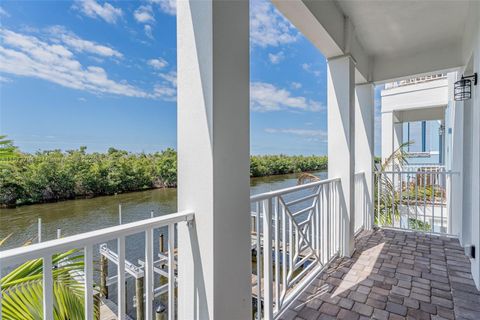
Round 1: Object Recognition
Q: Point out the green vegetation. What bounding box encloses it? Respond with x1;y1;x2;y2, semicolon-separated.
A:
250;154;327;177
0;245;100;320
374;141;432;231
0;148;327;207
0;135;18;161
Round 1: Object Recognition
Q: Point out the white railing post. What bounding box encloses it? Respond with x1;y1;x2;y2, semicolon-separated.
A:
38;218;42;243
117;236;126;320
263;198;273;320
84;245;94;320
255;202;261;320
274;198;280;313
43;255;53;320
168;223;175;320
145;228;154;320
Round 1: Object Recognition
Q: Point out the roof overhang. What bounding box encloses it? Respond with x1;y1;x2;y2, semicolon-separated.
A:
273;0;478;84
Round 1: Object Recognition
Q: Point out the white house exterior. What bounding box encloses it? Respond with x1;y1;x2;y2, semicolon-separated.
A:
1;1;480;319
381;74;449;166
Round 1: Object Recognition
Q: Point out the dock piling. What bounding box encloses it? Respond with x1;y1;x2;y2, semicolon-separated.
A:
136;277;145;320
100;255;109;298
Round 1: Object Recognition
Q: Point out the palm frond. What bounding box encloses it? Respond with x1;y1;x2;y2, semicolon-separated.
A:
0;135;18;161
1;249;100;319
297;172;321;185
380;141;412;171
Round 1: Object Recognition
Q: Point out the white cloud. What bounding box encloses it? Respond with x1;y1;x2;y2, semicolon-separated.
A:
0;7;9;17
134;5;155;23
144;25;154;39
133;5;155;39
153;71;177;101
0;75;12;83
251;82;324;112
160;70;177;88
291;82;302;89
149;0;176;16
268;51;284;64
148;57;168;70
250;0;298;48
0;27;175;101
73;0;122;24
302;63;321;77
48;26;122;58
265;128;327;139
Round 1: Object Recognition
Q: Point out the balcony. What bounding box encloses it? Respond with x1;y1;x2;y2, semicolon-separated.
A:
1;0;480;319
2;167;479;319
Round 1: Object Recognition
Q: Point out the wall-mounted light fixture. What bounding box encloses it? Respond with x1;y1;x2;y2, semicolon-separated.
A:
454;73;477;101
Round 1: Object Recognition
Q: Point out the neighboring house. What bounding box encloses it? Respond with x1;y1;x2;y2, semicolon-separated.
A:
381;74;448;167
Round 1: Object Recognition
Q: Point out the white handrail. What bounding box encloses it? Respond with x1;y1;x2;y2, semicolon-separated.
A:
250;177;340;202
0;210;194;265
377;170;458;174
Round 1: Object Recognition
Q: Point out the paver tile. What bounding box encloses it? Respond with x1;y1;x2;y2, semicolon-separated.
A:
282;229;480;320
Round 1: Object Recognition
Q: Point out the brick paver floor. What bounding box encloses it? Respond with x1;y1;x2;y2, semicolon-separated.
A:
280;228;480;320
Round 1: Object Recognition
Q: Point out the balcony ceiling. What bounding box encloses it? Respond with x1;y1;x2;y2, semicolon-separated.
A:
336;0;470;59
273;0;477;83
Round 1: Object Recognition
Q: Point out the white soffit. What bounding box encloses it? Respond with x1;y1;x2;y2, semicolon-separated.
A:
336;0;470;59
274;0;473;83
336;0;471;82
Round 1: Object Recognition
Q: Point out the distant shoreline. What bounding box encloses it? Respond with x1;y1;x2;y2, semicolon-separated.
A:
0;148;327;208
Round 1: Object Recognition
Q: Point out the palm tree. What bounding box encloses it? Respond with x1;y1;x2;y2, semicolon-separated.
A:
1;238;100;319
0;135;18;161
297;142;427;229
374;142;412;226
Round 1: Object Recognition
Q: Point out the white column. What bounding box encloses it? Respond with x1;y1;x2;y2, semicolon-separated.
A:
355;83;374;230
394;122;403;151
381;112;393;165
177;1;251;319
381;111;402;167
447;73;464;238
328;56;355;257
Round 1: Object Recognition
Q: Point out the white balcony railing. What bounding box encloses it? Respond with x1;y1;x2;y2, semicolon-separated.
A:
1;178;358;320
375;169;455;235
0;210;194;320
250;178;342;319
354;171;372;233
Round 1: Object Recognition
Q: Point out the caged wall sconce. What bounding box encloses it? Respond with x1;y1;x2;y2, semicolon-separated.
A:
454;73;477;101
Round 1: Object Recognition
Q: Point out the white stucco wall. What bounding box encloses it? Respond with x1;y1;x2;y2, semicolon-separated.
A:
467;3;480;289
459;0;480;289
381;79;449;113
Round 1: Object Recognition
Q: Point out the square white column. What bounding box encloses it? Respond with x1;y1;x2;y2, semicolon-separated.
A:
381;111;402;167
355;83;374;230
327;56;356;257
177;1;251;319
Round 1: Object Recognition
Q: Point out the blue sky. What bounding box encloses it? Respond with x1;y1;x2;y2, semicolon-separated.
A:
0;0;381;156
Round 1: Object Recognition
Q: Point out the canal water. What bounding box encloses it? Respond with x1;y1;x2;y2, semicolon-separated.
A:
0;171;327;318
0;171;327;249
